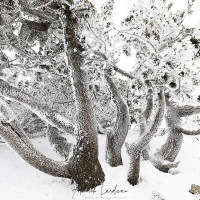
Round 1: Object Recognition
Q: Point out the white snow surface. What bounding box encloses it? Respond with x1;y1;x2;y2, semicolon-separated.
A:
0;132;200;200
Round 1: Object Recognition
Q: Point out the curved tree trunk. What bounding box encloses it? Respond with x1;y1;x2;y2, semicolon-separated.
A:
126;88;165;186
0;122;70;178
140;89;153;160
157;129;183;162
156;97;182;162
105;75;129;167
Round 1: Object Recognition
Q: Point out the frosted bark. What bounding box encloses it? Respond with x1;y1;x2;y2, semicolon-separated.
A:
61;4;105;191
155;128;183;163
105;75;129;167
18;0;58;22
176;127;200;135
177;105;200;117
157;98;200;162
0;122;69;177
0;101;69;177
126;88;165;186
139;89;153;160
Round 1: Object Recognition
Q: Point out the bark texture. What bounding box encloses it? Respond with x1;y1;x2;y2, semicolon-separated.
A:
139;89;153;160
0;122;69;177
155;94;200;166
126;88;165;186
61;4;105;191
47;125;73;160
105;75;129;167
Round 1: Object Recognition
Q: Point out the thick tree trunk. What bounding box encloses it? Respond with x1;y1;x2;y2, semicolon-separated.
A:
105;131;123;166
126;144;141;186
104;75;129;167
62;4;105;191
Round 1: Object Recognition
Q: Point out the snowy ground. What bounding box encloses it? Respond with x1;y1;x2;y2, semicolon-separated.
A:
0;131;200;200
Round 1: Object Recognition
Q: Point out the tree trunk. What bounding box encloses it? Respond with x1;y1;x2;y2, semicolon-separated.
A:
104;75;129;167
126;88;165;185
62;4;105;191
126;144;141;186
139;89;153;160
158;129;183;162
0;122;69;178
105;131;123;166
156;98;183;162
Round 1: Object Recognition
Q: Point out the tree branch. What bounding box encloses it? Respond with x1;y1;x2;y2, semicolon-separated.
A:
177;105;200;117
0;122;69;177
47;125;73;160
136;88;165;150
21;20;51;32
18;0;58;22
0;79;74;134
176;127;200;136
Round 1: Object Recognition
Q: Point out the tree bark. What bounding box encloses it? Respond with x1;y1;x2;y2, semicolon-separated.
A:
0;122;70;178
155;97;183;162
105;75;129;167
126;143;141;186
61;4;105;191
140;89;153;160
156;128;183;162
126;88;165;185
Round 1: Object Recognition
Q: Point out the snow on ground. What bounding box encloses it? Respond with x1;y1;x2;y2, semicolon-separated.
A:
0;132;200;200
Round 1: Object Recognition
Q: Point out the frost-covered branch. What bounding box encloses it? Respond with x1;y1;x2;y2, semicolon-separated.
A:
0;79;74;134
20;20;51;32
18;0;58;21
0;122;69;177
136;88;165;149
176;127;200;136
118;31;157;53
126;88;165;186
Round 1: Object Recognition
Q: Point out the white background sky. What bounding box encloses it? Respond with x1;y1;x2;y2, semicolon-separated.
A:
90;0;200;27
